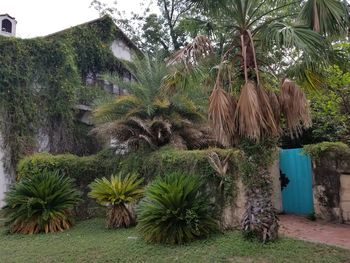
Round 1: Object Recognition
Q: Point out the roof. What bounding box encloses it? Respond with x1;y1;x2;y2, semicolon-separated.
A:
45;15;140;53
0;14;16;21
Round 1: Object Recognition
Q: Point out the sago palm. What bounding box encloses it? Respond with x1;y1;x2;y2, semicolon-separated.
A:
3;172;81;234
136;172;218;244
92;55;214;150
88;173;144;228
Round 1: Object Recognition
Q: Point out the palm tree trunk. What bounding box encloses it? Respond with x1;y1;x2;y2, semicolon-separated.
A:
242;168;279;242
106;203;135;229
312;0;320;32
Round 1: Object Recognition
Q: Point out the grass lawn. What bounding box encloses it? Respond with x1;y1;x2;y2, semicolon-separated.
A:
0;218;349;263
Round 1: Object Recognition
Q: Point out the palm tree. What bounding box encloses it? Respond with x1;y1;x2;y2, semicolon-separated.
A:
92;55;215;150
174;0;348;242
300;0;348;37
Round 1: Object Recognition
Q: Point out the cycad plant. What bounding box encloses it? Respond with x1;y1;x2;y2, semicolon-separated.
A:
137;173;218;244
92;55;215;150
88;173;144;228
3;172;81;234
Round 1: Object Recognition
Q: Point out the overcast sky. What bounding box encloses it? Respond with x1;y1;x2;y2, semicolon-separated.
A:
1;0;155;38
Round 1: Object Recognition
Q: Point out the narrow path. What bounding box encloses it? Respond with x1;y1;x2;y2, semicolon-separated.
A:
279;214;350;250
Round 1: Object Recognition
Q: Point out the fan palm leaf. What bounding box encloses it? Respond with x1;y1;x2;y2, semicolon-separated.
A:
299;0;349;37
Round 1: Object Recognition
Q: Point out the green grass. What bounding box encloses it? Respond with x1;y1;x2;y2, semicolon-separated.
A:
0;218;349;263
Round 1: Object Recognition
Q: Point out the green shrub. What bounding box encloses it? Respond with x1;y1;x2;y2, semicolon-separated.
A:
303;142;350;159
3;172;81;234
136;172;219;244
89;173;144;228
17;148;237;218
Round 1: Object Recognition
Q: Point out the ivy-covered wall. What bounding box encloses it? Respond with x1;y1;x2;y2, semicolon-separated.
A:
0;16;135;176
304;142;350;223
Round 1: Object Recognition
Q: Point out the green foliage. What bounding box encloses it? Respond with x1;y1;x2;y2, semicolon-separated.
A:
92;55;211;150
3;172;81;234
303;141;350;160
89;173;144;228
299;0;349;38
306;63;350;144
238;138;278;188
137;172;219;244
2;218;350;263
0;16;123;170
17;148;237;218
89;173;144;206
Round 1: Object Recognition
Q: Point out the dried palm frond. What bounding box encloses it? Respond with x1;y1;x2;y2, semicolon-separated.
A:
179;125;217;149
208;86;237;146
207;152;230;177
167;35;214;66
169;133;188;150
150;118;172;145
279;79;312;138
267;91;281;128
235;82;265;141
256;85;279;137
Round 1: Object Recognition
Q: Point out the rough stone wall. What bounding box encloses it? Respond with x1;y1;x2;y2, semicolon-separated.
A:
221;160;282;229
312;153;350;223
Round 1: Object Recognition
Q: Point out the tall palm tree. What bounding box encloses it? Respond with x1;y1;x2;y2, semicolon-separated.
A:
92;55;215;150
174;0;348;242
300;0;349;37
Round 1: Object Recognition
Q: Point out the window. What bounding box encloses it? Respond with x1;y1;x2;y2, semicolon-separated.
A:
1;19;12;33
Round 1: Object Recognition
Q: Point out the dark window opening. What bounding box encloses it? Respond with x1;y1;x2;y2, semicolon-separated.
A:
1;19;12;33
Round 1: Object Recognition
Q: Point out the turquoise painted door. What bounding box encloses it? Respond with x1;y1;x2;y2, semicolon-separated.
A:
279;148;314;215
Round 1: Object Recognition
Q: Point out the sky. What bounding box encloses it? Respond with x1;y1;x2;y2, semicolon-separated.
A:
0;0;155;38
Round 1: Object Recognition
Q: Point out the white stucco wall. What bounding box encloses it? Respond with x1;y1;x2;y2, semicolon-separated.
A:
110;40;132;61
0;133;9;208
0;15;17;37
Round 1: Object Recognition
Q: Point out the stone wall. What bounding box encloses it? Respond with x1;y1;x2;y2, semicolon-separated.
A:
221;160;282;229
312;152;350;223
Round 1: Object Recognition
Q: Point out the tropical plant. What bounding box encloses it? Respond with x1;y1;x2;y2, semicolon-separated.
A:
92;55;215;150
136;172;218;244
169;0;348;242
3;172;81;234
299;0;349;37
88;173;144;228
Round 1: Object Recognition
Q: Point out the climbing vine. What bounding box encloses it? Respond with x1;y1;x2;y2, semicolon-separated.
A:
0;16;132;175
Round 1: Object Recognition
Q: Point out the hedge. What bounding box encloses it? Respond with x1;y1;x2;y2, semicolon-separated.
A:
17;147;238;218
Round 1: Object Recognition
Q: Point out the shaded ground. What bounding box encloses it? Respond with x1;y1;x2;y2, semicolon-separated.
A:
1;218;350;263
280;214;350;250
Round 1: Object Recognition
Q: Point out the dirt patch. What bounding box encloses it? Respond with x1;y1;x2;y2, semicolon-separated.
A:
280;214;350;250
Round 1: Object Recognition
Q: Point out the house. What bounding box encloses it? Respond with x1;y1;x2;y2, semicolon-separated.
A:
0;14;17;37
0;15;139;207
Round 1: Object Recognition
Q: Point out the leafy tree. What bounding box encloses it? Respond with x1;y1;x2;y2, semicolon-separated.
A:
90;0;197;53
308;63;350;143
88;173;144;228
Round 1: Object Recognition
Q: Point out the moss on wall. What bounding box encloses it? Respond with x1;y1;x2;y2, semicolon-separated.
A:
0;16;130;173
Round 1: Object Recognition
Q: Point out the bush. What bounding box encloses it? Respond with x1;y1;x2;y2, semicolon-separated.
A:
89;173;144;228
136;173;219;244
17;148;237;218
3;172;81;234
17;151;121;219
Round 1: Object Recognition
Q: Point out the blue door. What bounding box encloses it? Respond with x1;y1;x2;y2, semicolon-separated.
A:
279;148;314;215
